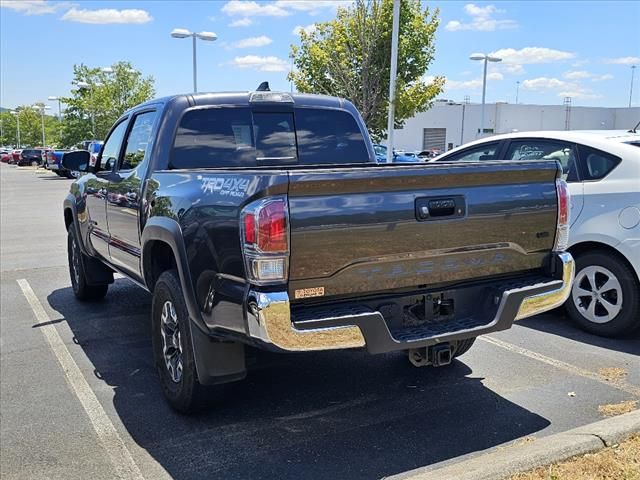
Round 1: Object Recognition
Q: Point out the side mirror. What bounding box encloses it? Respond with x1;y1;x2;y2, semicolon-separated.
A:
61;150;90;173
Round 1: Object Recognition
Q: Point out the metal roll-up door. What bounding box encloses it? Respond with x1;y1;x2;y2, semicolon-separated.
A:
423;128;446;151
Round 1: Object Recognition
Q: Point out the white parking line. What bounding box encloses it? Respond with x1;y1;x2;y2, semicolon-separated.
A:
481;335;640;397
17;279;145;480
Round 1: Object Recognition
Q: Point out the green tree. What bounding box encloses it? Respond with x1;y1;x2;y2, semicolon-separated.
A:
289;0;444;140
60;61;155;146
0;107;59;147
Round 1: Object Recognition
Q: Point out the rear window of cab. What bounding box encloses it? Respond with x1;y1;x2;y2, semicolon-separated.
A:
170;107;371;168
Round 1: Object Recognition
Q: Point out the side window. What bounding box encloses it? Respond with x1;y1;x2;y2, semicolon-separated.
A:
295;108;369;164
172;107;255;168
505;140;579;182
577;144;621;180
121;111;158;170
99;121;128;172
441;142;500;162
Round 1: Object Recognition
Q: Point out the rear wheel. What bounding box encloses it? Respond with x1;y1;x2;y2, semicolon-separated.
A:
565;251;640;337
30;160;38;167
67;228;108;301
152;270;208;413
453;337;476;358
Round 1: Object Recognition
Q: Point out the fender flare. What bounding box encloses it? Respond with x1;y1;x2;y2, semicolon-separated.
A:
141;217;246;386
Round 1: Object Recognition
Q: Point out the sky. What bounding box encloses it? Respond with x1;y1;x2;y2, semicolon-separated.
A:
1;0;639;111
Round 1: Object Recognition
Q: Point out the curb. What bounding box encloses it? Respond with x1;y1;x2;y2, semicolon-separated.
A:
389;409;640;480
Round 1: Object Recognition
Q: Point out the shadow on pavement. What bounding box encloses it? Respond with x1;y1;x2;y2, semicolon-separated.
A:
518;311;640;355
47;279;550;480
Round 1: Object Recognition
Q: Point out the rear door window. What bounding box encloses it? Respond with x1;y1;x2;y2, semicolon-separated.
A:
171;106;370;169
505;139;579;182
438;142;500;162
576;144;621;180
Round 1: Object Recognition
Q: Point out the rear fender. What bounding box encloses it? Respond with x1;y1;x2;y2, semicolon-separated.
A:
141;217;246;385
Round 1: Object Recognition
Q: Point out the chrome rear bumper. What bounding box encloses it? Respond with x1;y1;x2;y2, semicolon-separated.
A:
245;252;574;353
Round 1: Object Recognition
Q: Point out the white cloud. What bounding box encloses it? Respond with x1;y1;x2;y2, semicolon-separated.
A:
490;47;575;65
0;0;72;15
563;70;591;80
233;35;272;48
222;1;289;17
274;0;351;14
61;7;152;24
522;76;602;99
592;74;613;82
571;59;590;68
604;56;640;65
231;55;289;72
445;3;517;32
563;70;613;82
293;24;317;36
445;71;503;90
229;17;253;27
522;77;570;90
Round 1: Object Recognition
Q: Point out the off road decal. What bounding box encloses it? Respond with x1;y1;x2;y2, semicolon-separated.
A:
198;176;250;197
294;287;325;299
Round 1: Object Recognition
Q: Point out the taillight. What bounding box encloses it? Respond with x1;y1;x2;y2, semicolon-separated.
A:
554;178;570;251
241;196;289;284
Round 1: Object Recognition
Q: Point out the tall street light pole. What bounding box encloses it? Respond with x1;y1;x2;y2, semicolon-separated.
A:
170;28;218;93
10;110;20;148
33;104;51;146
630;65;637;108
515;81;520;104
470;53;502;137
77;81;101;138
385;0;400;164
48;96;63;119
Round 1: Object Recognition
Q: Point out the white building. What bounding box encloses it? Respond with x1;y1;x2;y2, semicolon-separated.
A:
390;101;640;153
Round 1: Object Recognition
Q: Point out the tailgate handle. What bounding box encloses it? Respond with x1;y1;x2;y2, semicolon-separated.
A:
416;196;465;221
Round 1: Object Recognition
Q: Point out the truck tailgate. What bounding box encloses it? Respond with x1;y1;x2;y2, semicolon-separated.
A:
287;161;560;300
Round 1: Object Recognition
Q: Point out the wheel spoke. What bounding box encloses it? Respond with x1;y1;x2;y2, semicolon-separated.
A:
598;277;620;294
586;270;597;291
574;286;592;297
599;298;621;318
586;298;597;320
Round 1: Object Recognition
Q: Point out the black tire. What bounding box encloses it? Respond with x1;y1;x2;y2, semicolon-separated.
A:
152;270;207;413
565;251;640;337
67;229;108;301
453;337;476;358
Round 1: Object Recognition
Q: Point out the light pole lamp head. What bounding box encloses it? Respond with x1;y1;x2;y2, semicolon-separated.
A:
48;96;58;101
487;56;502;63
171;28;192;38
101;67;114;74
469;53;486;61
196;31;217;41
77;81;90;88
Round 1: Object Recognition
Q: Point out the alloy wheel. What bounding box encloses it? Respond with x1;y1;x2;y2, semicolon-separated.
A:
160;300;183;383
572;265;623;324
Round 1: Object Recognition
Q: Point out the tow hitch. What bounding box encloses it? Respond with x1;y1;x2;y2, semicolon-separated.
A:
408;343;453;367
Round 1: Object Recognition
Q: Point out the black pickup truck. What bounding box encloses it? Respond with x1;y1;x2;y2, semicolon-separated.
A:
62;89;574;413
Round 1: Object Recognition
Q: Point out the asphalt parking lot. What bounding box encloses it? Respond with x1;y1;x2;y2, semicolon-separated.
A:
1;163;638;480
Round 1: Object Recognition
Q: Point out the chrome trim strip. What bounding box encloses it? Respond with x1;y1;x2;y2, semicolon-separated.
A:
515;251;574;320
247;252;574;351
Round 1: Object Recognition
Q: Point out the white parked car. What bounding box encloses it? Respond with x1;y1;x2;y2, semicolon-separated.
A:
434;129;640;337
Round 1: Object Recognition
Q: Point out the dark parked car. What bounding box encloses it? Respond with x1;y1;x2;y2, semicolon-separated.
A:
61;89;573;413
18;148;44;166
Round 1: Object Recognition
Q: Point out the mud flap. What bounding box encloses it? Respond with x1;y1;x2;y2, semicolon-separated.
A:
190;321;247;386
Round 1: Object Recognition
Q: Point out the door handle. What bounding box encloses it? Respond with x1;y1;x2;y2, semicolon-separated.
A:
415;196;466;221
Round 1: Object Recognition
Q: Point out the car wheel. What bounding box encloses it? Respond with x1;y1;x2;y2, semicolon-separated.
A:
152;270;208;413
30;160;39;167
453;337;476;358
67;228;108;301
565;251;640;337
